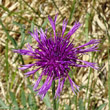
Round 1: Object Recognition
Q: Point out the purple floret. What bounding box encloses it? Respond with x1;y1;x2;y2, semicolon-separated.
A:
13;15;100;99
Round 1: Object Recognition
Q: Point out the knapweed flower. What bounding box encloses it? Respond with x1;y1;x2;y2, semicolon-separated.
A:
14;15;100;99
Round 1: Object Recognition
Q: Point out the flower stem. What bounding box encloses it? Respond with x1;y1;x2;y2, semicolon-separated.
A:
52;80;56;110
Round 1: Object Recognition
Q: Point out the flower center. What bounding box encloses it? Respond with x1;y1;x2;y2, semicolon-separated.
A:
54;51;59;57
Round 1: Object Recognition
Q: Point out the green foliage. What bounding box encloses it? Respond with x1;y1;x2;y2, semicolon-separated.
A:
0;19;17;48
78;98;84;110
28;93;38;110
96;103;107;110
21;90;27;109
0;98;9;109
68;0;76;24
9;92;19;109
65;104;71;110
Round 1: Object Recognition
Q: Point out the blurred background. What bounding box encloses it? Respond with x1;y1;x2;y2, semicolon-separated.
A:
0;0;110;110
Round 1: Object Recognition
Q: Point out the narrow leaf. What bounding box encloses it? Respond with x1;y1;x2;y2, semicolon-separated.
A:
21;90;27;108
0;98;9;109
97;103;107;110
0;19;17;48
9;92;18;109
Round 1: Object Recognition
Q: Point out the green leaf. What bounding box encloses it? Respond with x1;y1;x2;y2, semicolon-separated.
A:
21;90;27;108
28;93;38;110
10;72;16;90
65;104;71;110
78;98;84;110
20;26;25;48
0;19;17;48
28;94;33;107
26;20;35;43
0;98;9;109
42;18;49;28
13;21;23;27
13;21;26;48
43;94;51;108
9;92;19;109
97;103;107;110
30;20;35;32
85;13;90;42
0;5;10;13
68;0;76;24
28;85;51;108
5;38;9;81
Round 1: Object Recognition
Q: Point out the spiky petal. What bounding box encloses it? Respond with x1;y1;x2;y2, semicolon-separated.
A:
13;15;100;99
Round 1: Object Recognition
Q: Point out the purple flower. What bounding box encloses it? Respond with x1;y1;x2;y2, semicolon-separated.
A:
13;15;100;99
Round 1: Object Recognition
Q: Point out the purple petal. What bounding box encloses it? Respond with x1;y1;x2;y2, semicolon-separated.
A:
78;59;99;70
29;28;40;43
55;79;61;98
37;76;53;98
26;43;33;52
65;22;81;39
68;75;79;94
35;76;50;92
24;68;40;75
39;28;46;42
19;63;35;70
48;15;57;39
60;78;66;92
55;77;66;98
13;49;32;55
54;14;58;24
33;72;43;90
76;39;101;49
62;19;68;37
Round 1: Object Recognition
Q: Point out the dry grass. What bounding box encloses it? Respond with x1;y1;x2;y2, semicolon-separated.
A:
0;0;110;110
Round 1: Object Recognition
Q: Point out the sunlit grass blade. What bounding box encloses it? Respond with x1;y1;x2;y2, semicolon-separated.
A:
108;48;110;110
10;72;16;90
75;94;77;110
5;38;9;81
85;13;90;42
84;13;90;109
68;0;76;24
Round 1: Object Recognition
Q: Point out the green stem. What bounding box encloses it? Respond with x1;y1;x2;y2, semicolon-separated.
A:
108;48;110;110
52;80;56;110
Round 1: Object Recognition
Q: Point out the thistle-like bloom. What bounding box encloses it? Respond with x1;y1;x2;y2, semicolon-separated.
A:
14;15;100;99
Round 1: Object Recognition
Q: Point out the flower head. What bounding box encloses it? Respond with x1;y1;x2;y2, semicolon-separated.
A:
14;15;100;99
